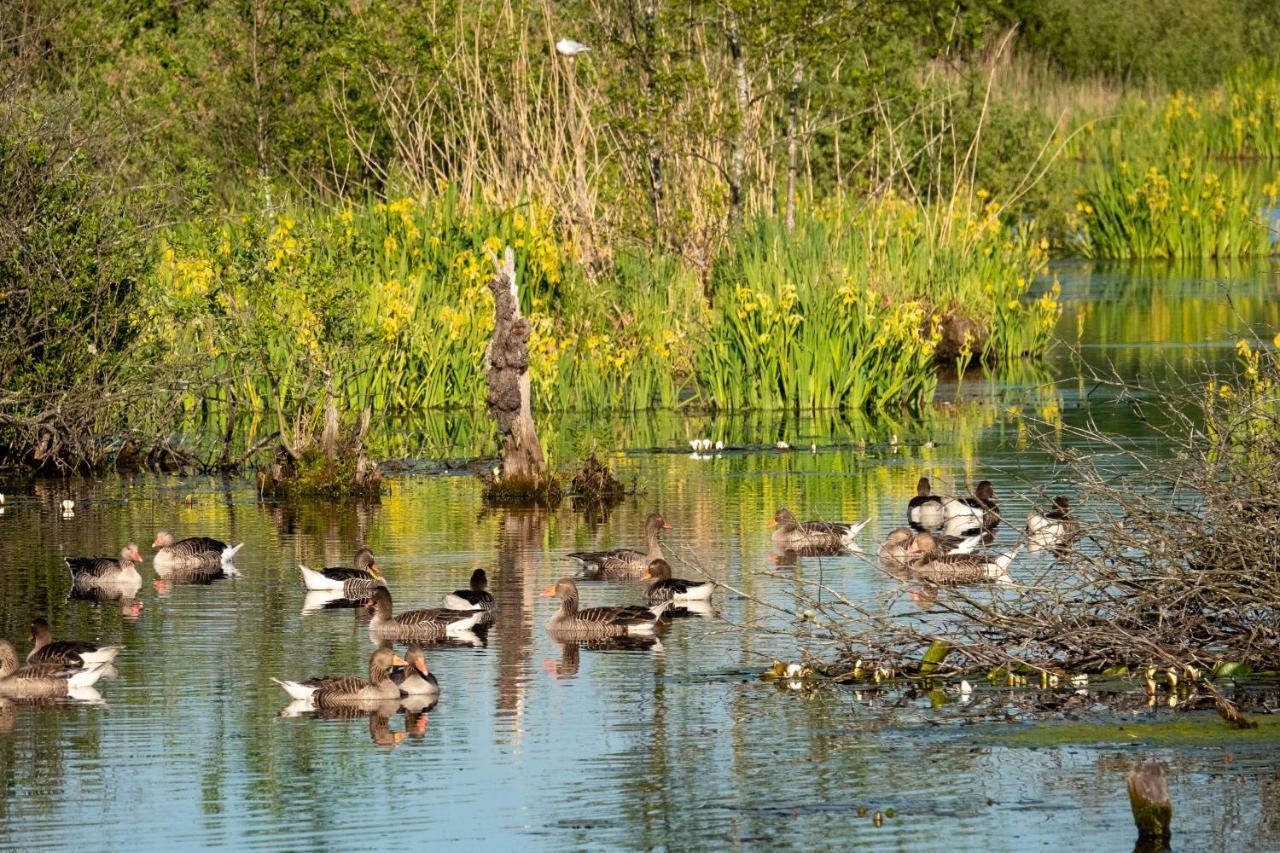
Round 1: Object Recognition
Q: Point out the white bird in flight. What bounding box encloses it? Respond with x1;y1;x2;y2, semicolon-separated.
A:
556;38;590;57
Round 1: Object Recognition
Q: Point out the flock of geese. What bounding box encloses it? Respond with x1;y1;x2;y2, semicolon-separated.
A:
0;476;1078;719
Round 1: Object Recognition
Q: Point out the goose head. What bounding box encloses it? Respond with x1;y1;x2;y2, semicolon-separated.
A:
771;508;799;531
640;559;673;582
152;530;175;549
121;543;143;563
916;477;933;497
470;569;488;592
354;547;380;578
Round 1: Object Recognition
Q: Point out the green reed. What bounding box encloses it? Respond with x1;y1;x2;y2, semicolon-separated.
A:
1070;157;1278;259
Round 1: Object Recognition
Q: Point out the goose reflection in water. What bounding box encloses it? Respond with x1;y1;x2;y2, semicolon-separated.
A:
153;562;240;596
279;698;412;747
66;584;144;621
542;635;664;680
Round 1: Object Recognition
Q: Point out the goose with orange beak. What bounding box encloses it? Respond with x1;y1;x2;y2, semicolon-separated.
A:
639;559;715;605
272;647;407;707
540;578;667;636
390;644;439;697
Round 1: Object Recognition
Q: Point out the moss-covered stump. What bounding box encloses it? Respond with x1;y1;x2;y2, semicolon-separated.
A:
258;445;383;499
1126;762;1173;849
480;471;562;508
568;453;626;514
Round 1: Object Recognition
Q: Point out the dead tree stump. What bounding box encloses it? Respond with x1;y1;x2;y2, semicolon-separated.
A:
483;246;556;504
1126;762;1173;849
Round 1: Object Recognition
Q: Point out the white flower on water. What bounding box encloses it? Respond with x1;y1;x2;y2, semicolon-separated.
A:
555;38;590;56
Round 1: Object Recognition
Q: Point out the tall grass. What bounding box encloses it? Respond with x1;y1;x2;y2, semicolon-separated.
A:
141;186;1060;445
1070;157;1278;258
699;196;1060;412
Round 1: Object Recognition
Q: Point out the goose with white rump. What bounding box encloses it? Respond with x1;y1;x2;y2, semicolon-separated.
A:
26;618;120;667
942;481;1001;537
443;569;495;612
907;477;946;531
1026;496;1082;552
908;533;1019;586
152;530;244;570
770;508;869;552
273;646;406;708
66;544;143;588
541;578;667;637
364;587;483;640
299;548;385;595
639;559;714;606
0;640;107;698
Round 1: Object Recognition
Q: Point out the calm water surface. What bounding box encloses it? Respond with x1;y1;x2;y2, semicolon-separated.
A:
1;260;1279;850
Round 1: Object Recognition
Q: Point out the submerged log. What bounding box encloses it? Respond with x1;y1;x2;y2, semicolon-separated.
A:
1126;762;1173;850
483;246;557;505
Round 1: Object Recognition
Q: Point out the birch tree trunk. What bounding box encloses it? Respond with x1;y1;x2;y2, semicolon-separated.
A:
726;10;749;231
785;60;803;231
485;246;547;481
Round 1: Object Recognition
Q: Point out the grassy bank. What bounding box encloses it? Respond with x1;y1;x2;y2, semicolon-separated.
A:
143;188;1060;446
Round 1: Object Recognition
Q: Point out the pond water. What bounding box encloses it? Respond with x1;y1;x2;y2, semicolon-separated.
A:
2;259;1279;850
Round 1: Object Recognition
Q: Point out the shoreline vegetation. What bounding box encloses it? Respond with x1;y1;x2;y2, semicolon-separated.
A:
4;3;1280;476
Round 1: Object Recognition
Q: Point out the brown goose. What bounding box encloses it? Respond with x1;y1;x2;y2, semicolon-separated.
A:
442;569;495;611
66;544;143;586
272;646;407;707
909;533;1019;585
566;513;670;578
300;547;385;595
390;644;439;697
365;587;483;640
770;508;868;551
907;477;946;531
540;578;666;636
0;640;106;698
878;527;918;565
153;530;244;568
26;618;121;666
639;559;714;605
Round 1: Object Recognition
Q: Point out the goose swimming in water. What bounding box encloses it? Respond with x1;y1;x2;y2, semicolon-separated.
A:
153;530;244;568
565;513;671;579
942;481;1000;537
273;647;406;707
442;569;495;611
909;533;1019;585
770;508;868;551
299;548;385;595
639;559;715;605
1026;496;1081;552
66;544;143;587
26;618;121;667
364;587;483;640
0;641;106;698
907;477;945;531
541;578;667;637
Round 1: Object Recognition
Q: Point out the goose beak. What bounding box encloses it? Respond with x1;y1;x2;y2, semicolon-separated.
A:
370;564;382;579
539;585;557;597
768;519;777;528
415;659;429;675
662;521;672;529
640;570;652;580
391;655;408;667
151;537;161;548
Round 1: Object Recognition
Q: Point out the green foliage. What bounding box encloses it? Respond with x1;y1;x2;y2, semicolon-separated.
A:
1070;158;1277;259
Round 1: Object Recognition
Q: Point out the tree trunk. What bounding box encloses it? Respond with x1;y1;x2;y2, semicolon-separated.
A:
485;246;547;481
726;10;749;231
785;59;803;232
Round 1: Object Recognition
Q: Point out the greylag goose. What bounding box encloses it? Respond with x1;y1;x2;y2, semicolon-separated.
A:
909;533;1019;585
299;548;384;594
566;513;670;578
26;618;120;666
66;544;143;587
907;477;946;531
770;508;868;551
442;569;495;611
1026;496;1082;552
639;559;714;605
0;640;106;697
942;481;1001;537
152;530;244;568
540;578;666;636
390;644;439;697
273;646;407;707
365;587;483;640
